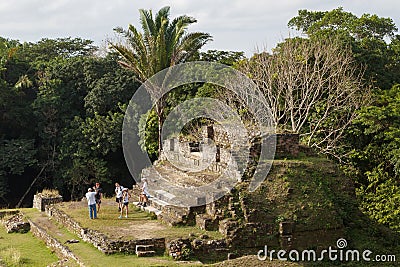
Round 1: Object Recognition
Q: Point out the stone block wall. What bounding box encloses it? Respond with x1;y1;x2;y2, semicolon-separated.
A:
2;213;30;233
203;125;300;158
274;133;299;158
166;238;192;260
28;218;84;266
192;238;229;262
167;237;229;261
158;205;205;226
202;125;231;148
33;194;63;211
195;214;220;231
0;210;19;219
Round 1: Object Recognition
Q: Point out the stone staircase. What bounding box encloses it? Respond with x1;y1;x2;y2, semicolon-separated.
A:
134;196;193;226
142;161;240;209
135;244;156;257
137;155;249;227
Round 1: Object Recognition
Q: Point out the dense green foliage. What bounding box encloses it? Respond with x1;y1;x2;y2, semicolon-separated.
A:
0;7;399;239
0;9;240;206
0;37;140;205
289;8;400;232
288;7;400;89
347;85;400;230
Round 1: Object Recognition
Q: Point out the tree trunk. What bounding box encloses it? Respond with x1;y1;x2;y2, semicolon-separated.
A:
156;99;165;158
16;164;46;208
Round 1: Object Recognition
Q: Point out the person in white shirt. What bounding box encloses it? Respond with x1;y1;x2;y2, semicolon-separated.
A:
115;182;124;211
137;178;149;207
85;188;97;219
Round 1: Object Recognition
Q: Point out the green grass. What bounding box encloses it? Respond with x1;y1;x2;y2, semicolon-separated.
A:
0;218;59;266
46;221;184;267
57;201;223;240
23;208;202;267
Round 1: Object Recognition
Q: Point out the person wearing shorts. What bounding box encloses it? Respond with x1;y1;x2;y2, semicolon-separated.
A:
115;182;124;211
119;188;131;218
137;178;149;207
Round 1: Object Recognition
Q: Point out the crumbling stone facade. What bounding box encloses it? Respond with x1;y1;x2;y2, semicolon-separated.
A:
167;237;229;261
275;133;299;158
33;193;63;211
28;218;84;266
1;213;30;233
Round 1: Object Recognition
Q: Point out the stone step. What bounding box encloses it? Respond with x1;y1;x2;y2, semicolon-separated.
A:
136;250;156;257
135;244;154;252
148;197;169;211
154;189;176;202
133;202;162;216
143;206;162;216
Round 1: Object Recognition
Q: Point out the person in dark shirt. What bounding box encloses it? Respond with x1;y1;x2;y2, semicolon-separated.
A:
93;182;103;213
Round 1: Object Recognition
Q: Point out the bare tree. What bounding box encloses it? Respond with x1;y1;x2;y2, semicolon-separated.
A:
238;37;370;160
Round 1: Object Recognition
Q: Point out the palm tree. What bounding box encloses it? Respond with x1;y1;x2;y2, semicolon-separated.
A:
111;6;212;157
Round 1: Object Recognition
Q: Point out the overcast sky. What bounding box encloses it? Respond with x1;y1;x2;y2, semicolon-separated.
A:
0;0;399;56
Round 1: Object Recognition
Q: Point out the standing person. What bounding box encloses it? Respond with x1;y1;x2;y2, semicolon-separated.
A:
115;182;124;211
85;188;97;219
93;182;103;213
137;178;149;207
119;188;131;218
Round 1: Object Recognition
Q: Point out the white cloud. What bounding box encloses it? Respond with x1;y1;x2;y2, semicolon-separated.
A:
0;0;398;56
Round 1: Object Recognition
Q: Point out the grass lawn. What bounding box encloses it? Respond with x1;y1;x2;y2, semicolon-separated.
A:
22;208;203;267
0;216;59;266
56;200;223;240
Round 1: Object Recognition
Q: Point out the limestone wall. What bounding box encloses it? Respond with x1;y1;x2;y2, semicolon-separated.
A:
167;237;229;261
203;125;300;158
275;133;299;158
28;218;84;266
33;194;63;211
2;213;30;233
0;210;19;219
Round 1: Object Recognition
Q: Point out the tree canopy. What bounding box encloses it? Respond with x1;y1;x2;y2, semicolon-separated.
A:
111;6;212;156
0;7;399;237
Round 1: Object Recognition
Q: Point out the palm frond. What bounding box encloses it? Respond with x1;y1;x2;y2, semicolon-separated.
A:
111;6;212;80
155;6;170;29
173;32;213;64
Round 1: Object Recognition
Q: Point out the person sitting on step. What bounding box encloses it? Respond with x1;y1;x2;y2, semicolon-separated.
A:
137;178;149;207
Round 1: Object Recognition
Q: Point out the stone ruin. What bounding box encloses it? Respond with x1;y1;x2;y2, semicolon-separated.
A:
138;123;348;258
33;193;63;211
0;211;30;233
134;124;332;257
152;124;301;208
